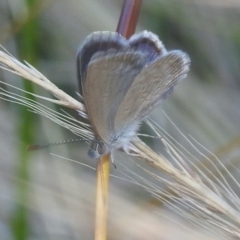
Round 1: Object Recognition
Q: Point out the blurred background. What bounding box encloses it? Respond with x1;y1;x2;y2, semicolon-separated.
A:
0;0;240;239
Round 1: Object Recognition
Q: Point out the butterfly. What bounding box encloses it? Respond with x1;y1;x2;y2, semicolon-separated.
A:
77;31;190;159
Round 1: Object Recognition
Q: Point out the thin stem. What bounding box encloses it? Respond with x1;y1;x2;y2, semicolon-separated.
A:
117;0;142;39
95;154;110;240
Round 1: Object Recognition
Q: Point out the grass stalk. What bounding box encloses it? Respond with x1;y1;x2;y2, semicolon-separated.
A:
95;154;110;240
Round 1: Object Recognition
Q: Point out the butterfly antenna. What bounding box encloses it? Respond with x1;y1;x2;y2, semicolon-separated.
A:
27;138;88;151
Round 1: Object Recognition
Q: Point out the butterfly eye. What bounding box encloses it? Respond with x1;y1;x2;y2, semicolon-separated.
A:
97;142;107;155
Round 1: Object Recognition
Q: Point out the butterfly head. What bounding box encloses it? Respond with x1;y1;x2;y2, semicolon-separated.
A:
88;138;108;159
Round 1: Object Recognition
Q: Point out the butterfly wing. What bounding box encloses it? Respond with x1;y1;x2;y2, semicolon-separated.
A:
114;50;191;134
77;31;128;95
83;49;147;144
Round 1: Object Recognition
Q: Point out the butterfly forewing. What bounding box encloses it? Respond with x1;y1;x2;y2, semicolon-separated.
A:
114;50;190;134
83;49;147;144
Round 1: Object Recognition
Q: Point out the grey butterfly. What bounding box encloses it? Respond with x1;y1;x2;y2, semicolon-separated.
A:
77;31;190;159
